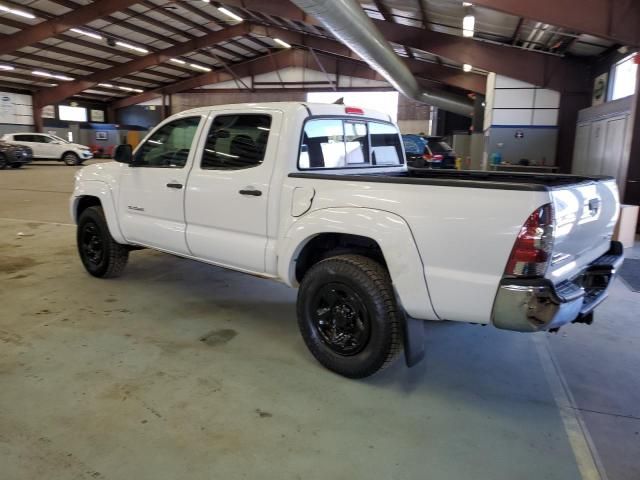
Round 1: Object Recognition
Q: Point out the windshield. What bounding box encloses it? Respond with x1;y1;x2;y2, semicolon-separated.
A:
50;135;70;144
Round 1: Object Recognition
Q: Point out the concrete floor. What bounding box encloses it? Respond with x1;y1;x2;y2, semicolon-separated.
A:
1;161;639;480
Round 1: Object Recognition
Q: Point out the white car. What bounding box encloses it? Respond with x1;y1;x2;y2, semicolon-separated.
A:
1;133;93;166
70;102;623;378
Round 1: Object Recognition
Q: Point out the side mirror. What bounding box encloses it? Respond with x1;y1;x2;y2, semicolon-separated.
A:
114;144;133;164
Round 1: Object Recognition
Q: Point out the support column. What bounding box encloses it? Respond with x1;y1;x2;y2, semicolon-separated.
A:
162;94;172;119
623;65;640;212
556;92;591;173
33;105;43;133
107;105;116;124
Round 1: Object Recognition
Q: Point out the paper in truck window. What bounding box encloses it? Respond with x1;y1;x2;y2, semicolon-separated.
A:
299;118;403;169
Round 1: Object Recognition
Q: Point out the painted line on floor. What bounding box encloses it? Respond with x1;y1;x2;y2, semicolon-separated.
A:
0;217;75;227
533;335;609;480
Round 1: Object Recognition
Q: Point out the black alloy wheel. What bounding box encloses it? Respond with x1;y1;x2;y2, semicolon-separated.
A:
311;282;371;356
80;221;104;267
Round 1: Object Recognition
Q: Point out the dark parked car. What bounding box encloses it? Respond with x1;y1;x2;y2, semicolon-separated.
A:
401;134;457;169
0;140;33;169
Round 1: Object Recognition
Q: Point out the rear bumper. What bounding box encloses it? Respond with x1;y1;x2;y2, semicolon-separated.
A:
492;241;624;332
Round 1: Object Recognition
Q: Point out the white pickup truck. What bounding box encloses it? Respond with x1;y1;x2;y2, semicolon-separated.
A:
71;102;623;378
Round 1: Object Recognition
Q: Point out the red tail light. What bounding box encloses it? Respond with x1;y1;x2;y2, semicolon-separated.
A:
423;153;432;160
504;204;554;277
432;154;444;161
345;106;364;115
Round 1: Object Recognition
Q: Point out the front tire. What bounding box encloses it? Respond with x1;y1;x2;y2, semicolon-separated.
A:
0;155;6;170
77;206;129;278
63;152;80;166
10;163;23;168
297;255;401;378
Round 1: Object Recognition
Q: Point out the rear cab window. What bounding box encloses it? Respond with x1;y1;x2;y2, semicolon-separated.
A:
299;117;404;170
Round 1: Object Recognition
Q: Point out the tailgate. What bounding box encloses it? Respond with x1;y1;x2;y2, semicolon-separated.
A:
548;178;620;282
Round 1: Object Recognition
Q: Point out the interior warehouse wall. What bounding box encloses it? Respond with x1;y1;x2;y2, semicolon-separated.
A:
171;91;306;114
0;90;34;135
397;96;431;134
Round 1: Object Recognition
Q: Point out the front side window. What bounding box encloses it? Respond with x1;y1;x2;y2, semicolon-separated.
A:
299;118;403;169
134;116;200;168
201;114;271;170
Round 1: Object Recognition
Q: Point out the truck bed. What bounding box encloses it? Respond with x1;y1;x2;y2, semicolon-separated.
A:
289;169;613;192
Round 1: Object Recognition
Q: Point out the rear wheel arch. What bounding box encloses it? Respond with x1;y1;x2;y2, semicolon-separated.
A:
294;233;387;284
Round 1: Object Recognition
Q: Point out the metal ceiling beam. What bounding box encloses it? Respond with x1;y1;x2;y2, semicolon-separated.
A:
34;24;250;108
111;48;468;110
217;0;591;92
0;0;144;56
111;49;301;109
249;24;486;93
370;19;591;92
471;0;640;47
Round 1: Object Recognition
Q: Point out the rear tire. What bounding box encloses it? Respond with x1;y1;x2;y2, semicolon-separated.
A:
0;155;6;170
10;163;23;168
63;152;80;166
77;206;129;278
297;254;401;378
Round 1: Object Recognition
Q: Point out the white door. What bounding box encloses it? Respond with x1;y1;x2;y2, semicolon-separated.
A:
117;115;204;255
35;134;65;158
185;111;280;273
12;134;42;157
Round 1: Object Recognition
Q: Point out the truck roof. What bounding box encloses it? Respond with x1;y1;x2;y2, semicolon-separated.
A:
173;101;393;123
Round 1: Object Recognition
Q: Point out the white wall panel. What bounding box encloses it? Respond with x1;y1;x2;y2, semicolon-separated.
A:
532;109;559;126
492;108;532;125
495;75;535;89
494;88;535;108
534;89;561;108
0;91;33;126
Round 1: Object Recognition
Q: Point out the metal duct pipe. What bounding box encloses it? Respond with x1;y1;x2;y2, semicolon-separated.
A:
290;0;474;116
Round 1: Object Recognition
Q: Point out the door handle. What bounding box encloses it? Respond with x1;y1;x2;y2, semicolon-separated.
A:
166;182;183;189
239;188;262;196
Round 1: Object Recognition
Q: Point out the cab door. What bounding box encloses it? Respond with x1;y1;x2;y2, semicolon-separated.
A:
185;110;280;273
117;115;204;255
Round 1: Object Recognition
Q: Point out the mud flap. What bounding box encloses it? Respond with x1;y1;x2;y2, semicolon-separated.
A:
403;314;426;367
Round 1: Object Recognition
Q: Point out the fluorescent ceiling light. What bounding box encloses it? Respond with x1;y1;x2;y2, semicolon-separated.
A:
0;64;15;71
69;28;102;40
463;63;472;72
32;70;74;81
462;14;475;37
201;0;210;2
218;7;243;22
115;41;149;54
117;86;144;93
170;58;186;64
0;5;36;19
273;38;292;49
462;2;473;6
98;83;114;88
190;63;212;72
